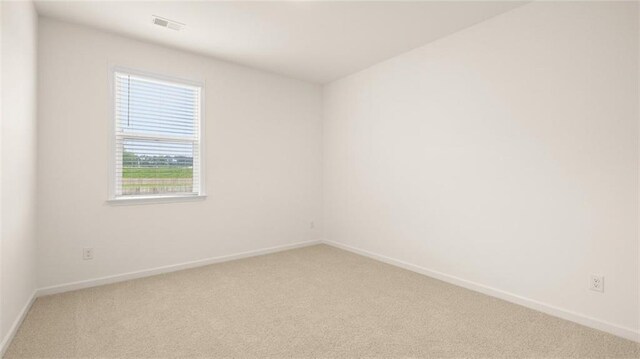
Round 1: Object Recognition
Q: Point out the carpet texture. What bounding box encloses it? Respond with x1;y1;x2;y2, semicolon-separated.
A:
5;244;640;358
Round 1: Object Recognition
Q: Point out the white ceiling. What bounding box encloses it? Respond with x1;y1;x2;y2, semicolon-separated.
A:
35;1;527;84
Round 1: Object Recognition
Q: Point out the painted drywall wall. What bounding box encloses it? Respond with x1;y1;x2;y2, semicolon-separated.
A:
0;0;3;343
1;0;38;345
323;1;639;336
37;18;322;288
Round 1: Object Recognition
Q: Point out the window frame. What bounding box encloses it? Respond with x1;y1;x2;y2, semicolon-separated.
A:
107;67;206;205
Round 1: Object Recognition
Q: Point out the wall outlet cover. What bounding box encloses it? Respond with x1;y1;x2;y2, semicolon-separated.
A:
83;248;94;260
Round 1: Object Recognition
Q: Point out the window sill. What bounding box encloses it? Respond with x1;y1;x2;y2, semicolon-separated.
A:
106;194;207;206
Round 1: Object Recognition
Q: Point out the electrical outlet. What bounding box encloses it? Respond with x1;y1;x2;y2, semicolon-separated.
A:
83;248;94;260
589;275;604;293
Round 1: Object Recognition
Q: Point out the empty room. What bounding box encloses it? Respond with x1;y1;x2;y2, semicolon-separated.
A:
1;0;639;357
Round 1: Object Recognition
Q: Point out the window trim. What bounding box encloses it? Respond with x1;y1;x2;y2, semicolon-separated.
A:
107;66;206;204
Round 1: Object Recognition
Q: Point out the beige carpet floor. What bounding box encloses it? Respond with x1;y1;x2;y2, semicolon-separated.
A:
5;244;640;358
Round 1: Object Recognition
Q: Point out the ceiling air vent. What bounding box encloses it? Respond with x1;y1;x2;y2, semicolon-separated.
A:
152;15;184;31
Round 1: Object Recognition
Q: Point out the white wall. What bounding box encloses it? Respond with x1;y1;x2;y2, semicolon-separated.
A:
0;0;38;347
323;1;639;338
0;0;3;343
37;18;322;288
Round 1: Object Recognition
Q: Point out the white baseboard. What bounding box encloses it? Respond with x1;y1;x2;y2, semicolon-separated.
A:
0;290;37;357
322;239;640;343
37;240;321;297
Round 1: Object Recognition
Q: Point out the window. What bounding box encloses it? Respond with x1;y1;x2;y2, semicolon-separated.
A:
111;70;203;201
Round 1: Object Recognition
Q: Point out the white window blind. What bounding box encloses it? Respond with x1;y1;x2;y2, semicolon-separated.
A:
113;71;202;199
